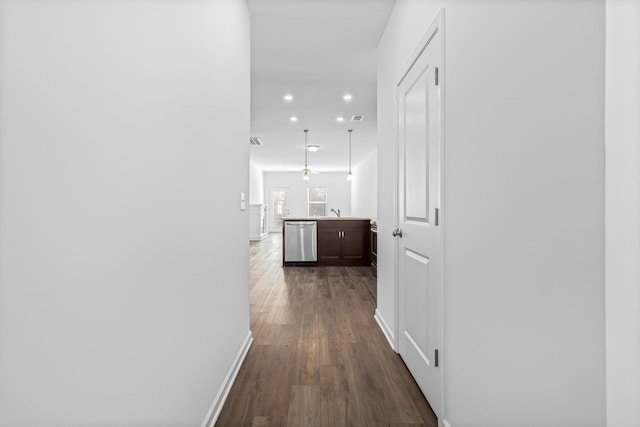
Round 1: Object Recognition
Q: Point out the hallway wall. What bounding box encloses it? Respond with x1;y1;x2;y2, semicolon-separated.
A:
350;148;378;218
377;1;605;426
0;1;251;426
250;163;265;205
605;1;640;425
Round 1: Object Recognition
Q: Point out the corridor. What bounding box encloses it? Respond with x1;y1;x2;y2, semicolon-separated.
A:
216;234;437;426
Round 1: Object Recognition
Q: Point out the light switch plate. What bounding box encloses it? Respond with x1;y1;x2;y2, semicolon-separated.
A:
240;192;246;210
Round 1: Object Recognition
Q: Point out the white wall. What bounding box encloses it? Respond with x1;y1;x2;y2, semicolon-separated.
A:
263;172;352;230
378;1;605;426
0;1;251;426
605;1;640;426
350;148;378;218
249;162;265;205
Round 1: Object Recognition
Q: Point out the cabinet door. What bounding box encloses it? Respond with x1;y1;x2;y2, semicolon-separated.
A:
341;223;367;261
318;226;342;263
317;220;371;266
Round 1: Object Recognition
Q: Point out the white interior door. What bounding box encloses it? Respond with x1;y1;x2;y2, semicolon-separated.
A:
396;17;444;419
269;187;290;232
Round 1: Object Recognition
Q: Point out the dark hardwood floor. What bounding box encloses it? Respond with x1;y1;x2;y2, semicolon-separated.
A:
216;233;437;427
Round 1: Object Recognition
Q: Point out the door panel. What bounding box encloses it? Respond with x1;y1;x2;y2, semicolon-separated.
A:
396;20;443;420
404;72;430;222
404;249;430;359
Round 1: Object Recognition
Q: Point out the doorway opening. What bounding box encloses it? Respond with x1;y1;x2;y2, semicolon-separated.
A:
269;187;290;233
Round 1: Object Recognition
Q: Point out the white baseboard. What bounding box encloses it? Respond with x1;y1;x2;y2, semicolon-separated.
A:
249;233;268;242
201;330;253;427
442;419;452;427
374;309;396;352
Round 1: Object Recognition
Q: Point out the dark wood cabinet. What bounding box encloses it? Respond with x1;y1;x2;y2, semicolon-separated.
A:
370;224;377;270
317;220;370;266
317;224;342;262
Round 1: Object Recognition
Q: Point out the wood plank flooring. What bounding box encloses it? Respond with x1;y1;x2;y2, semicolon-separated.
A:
216;233;437;427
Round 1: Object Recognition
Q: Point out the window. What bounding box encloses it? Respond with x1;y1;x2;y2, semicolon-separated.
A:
307;187;327;217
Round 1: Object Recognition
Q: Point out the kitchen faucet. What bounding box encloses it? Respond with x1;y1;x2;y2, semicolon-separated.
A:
330;208;341;217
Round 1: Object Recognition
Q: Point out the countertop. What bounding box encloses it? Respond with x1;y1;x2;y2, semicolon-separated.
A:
283;217;372;221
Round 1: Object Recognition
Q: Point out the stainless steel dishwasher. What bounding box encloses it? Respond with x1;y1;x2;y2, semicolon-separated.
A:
284;221;317;262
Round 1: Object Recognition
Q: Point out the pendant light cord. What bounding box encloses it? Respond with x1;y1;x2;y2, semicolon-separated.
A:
304;129;309;169
348;129;353;173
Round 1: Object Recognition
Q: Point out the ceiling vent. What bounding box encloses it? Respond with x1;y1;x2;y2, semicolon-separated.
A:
350;115;365;122
249;137;263;146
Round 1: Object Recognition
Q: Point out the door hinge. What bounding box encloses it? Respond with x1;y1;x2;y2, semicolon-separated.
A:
435;349;439;367
435;67;439;86
435;208;439;226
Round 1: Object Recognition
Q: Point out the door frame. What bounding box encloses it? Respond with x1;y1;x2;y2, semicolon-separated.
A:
393;8;446;423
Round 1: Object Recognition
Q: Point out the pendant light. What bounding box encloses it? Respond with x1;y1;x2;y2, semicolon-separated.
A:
303;129;310;181
346;129;353;181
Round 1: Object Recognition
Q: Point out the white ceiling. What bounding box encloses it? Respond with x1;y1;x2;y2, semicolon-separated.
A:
247;0;396;173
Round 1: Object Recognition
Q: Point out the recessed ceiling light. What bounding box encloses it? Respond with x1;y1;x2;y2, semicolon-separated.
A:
336;116;345;122
342;94;353;101
290;116;298;122
307;144;320;152
283;94;294;101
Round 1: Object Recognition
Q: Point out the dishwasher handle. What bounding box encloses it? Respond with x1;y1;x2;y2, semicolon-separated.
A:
285;221;317;226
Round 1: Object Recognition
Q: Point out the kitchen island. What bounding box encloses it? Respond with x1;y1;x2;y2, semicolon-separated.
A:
282;217;371;267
